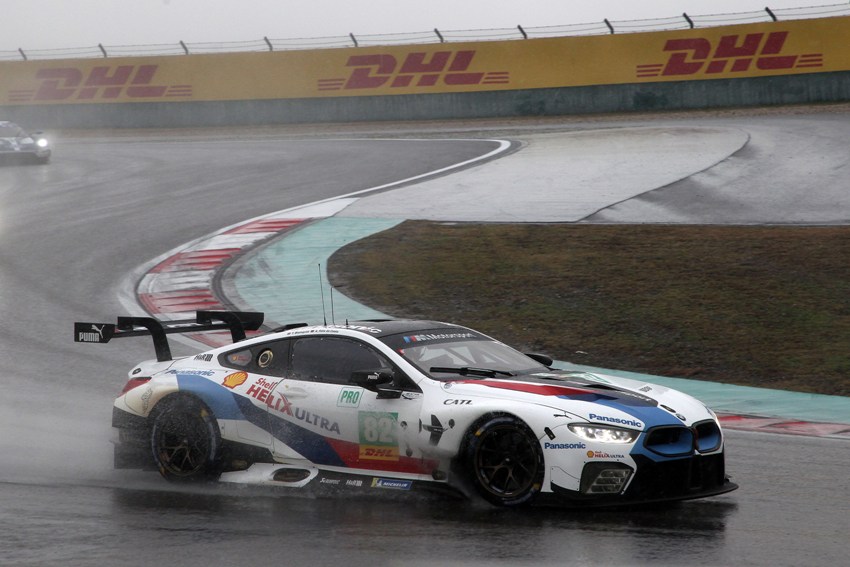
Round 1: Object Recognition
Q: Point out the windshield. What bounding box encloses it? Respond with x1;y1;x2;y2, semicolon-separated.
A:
393;337;547;379
0;125;23;137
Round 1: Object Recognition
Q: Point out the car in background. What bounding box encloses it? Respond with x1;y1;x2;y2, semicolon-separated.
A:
0;121;50;164
75;310;738;508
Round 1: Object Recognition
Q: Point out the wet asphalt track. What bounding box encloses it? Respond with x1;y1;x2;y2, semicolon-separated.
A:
0;115;848;566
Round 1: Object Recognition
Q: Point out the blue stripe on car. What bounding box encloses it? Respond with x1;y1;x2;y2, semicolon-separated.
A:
174;373;346;467
233;396;346;467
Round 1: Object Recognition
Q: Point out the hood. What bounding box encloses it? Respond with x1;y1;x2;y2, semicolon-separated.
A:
0;136;36;149
441;369;713;429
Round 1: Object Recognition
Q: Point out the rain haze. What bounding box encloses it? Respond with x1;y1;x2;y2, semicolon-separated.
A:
4;0;830;52
3;0;850;565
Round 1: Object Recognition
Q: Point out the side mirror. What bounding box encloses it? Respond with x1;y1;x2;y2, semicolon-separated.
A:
350;368;394;389
525;353;553;367
350;368;402;399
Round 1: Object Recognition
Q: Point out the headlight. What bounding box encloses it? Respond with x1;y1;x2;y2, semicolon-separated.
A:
568;424;639;444
36;138;48;148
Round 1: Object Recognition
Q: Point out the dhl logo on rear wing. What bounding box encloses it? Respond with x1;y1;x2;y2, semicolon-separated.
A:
74;310;264;362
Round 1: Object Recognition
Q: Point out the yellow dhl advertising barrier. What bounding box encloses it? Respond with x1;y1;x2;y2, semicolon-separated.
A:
2;16;848;106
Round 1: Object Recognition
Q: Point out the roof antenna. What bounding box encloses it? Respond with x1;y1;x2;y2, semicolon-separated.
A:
318;264;327;325
329;283;336;325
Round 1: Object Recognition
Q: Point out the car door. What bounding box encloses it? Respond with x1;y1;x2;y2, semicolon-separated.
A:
268;334;430;476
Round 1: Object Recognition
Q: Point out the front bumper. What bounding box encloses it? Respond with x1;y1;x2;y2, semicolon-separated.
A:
547;452;738;507
0;148;51;162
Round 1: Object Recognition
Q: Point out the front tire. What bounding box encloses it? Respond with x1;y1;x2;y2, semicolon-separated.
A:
150;395;223;482
463;415;544;506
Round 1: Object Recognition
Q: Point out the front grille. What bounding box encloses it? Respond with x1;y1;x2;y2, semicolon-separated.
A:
694;420;723;452
643;420;724;457
644;425;694;457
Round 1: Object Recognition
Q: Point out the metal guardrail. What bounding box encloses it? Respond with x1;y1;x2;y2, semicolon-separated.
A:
2;3;849;61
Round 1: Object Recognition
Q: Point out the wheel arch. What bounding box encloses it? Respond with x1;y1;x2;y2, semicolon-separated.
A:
458;410;524;454
140;372;245;426
148;390;217;421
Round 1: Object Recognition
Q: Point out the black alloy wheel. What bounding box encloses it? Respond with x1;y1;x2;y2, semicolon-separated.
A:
464;415;544;506
150;396;223;482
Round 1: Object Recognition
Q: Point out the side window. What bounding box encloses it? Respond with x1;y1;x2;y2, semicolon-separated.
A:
290;337;386;385
220;339;290;377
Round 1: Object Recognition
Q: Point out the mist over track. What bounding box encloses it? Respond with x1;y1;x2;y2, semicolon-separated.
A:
1;111;848;566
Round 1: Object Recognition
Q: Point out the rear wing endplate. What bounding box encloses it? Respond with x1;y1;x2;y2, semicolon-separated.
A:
74;310;264;362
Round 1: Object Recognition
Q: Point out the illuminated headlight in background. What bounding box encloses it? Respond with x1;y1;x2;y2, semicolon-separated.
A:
36;138;49;148
568;424;638;444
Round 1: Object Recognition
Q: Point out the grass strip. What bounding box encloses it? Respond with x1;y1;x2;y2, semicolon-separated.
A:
329;221;850;396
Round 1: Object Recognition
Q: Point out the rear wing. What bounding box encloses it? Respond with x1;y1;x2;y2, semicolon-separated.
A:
74;310;264;362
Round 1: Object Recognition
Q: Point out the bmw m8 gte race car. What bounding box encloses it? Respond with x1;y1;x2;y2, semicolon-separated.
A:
0;121;50;164
74;311;737;507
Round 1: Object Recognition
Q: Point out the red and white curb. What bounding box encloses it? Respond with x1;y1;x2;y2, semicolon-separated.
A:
139;218;304;315
135;198;357;348
718;414;850;439
131;139;515;339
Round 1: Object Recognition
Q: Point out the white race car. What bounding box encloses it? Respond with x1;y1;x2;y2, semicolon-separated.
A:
75;311;737;507
0;121;50;164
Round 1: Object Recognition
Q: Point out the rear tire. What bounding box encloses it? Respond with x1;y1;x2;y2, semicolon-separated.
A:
463;415;544;506
150;396;223;482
